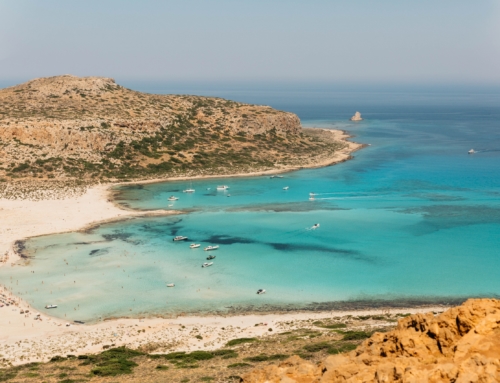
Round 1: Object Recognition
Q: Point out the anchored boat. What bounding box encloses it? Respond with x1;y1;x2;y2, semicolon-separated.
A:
173;236;188;241
189;243;200;249
204;245;219;251
202;262;214;268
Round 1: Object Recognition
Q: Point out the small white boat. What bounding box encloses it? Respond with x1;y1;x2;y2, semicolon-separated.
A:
227;194;231;197
183;188;195;193
167;283;175;287
168;204;173;207
202;262;214;268
283;186;289;190
256;289;266;295
207;187;211;190
45;304;58;309
276;175;283;178
309;192;315;196
190;243;200;249
204;245;219;251
312;223;320;229
173;236;188;241
309;197;315;201
168;196;179;201
468;149;475;154
217;185;229;190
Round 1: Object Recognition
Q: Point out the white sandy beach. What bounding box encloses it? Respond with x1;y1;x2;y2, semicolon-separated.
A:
0;129;389;367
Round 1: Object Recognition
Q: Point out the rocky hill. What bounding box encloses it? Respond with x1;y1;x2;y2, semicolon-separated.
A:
0;75;347;184
242;299;500;383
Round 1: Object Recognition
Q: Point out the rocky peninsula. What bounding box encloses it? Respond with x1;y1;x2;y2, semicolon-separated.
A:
0;75;360;190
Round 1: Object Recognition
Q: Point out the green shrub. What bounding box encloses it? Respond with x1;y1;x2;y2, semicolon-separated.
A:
244;354;268;362
327;343;357;354
227;363;252;368
302;342;331;353
226;337;257;347
342;331;371;341
320;323;347;329
212;350;238;359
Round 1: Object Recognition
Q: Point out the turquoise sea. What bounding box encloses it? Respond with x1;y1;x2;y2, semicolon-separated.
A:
2;86;500;323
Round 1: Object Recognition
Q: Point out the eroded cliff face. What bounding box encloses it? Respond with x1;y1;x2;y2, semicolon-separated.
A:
242;299;500;383
0;75;328;182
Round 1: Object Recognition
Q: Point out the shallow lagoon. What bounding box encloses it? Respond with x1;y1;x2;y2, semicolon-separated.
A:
2;88;500;322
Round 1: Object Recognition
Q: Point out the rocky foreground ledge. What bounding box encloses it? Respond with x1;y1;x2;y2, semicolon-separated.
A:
242;298;500;383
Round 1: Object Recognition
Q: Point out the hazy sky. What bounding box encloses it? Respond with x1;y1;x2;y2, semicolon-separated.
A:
1;0;499;84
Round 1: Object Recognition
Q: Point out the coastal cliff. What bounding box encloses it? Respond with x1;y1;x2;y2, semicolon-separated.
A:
242;299;500;383
0;75;350;184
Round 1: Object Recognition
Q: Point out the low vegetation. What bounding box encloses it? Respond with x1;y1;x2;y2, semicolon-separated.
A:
0;316;396;382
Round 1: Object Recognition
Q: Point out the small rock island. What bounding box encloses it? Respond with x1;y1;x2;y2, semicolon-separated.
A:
350;111;363;121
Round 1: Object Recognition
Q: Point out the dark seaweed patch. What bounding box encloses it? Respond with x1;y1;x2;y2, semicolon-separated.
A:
14;240;28;259
397;204;500;234
140;219;183;235
119;184;145;190
227;201;346;213
101;232;138;244
89;248;110;257
267;242;373;263
405;193;466;202
200;235;257;245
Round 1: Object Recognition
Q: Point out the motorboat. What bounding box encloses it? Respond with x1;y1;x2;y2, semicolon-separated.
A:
45;304;58;309
189;243;200;249
206;255;216;260
227;194;231;197
183;188;195;193
256;289;266;295
173;236;188;241
168;204;173;207
204;245;219;251
309;192;315;196
283;186;289;190
468;149;476;154
217;185;229;190
202;262;214;268
167;283;175;287
74;320;85;324
168;196;179;201
309;197;315;201
312;223;320;229
276;175;283;178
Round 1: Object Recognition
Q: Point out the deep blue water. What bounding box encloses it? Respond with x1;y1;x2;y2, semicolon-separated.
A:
2;86;499;322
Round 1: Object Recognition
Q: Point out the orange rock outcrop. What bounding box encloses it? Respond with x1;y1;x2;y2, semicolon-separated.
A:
242;299;500;382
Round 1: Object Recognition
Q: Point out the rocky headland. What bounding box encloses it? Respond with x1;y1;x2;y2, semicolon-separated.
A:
0;75;359;193
242;298;500;383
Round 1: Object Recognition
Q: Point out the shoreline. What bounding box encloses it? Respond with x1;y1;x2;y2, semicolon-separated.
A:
0;127;384;366
106;129;364;193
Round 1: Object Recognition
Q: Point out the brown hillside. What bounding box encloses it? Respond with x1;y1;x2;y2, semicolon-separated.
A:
243;299;500;383
0;75;348;183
